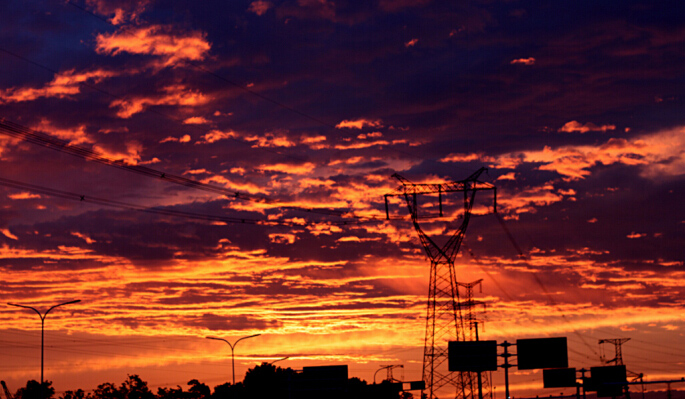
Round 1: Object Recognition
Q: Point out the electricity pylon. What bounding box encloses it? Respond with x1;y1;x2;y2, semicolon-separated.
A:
459;279;492;399
599;338;631;365
385;168;496;399
458;279;485;342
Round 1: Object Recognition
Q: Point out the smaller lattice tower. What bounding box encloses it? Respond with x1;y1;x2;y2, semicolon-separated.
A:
459;279;492;399
599;338;631;366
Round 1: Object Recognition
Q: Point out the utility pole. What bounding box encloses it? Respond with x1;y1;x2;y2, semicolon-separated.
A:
385;168;496;399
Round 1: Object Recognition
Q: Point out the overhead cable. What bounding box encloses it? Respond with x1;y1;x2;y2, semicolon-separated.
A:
0;118;381;220
0;176;390;227
494;212;602;360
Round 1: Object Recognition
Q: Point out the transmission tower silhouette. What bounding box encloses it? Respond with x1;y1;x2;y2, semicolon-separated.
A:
385;167;496;399
599;338;631;365
459;279;492;399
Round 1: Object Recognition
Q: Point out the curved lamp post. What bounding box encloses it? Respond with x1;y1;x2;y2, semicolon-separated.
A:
269;356;289;366
8;299;81;383
206;334;261;385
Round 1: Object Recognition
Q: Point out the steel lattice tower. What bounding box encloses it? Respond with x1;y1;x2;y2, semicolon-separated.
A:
459;279;492;399
385;168;496;399
599;338;631;365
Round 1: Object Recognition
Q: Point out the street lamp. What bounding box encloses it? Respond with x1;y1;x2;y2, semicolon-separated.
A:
206;334;261;385
269;356;289;366
8;299;81;383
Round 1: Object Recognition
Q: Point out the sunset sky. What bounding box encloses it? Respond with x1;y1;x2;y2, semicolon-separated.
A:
1;0;684;397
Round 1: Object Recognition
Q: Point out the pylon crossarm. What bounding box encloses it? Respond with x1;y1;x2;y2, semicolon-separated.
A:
390;167;493;196
403;182;481;263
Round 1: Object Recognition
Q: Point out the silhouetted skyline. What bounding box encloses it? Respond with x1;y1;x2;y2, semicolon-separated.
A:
1;1;684;397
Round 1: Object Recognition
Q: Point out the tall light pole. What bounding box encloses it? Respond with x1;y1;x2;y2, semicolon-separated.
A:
8;299;81;383
206;334;261;385
269;356;289;366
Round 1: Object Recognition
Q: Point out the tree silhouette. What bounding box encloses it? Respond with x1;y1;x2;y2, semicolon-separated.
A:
155;386;185;399
209;382;245;399
243;362;296;398
59;389;86;399
87;375;154;399
186;380;209;399
44;365;410;399
15;380;54;399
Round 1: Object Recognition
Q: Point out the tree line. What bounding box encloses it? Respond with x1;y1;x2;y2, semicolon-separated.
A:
10;363;413;399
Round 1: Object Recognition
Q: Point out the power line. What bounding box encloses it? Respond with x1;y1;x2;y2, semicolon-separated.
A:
465;240;611;366
493;212;603;360
0;118;396;221
0;8;473;223
0;118;269;203
0;175;389;227
0;43;310;166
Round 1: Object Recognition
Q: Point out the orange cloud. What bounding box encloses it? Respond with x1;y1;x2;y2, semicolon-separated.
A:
200;175;266;195
268;233;297;244
183;116;209;124
559;120;616;133
71;232;97;244
521;128;685;179
0;243;112;262
306;223;343;236
258;162;316;175
440;152;523;170
0;229;18;240
248;1;273;15
405;38;419;47
92;140;144;165
111;85;211;118
85;0;150;25
297;178;336;189
32;119;92;146
338;236;361;242
335;119;383;129
440;153;483;162
511;57;535;65
328;156;364;166
334;140;390;150
160;134;192;143
357;132;383;139
0;68;119;104
301;135;329;149
496;172;516;181
8;192;41;200
497;183;564;214
246;132;297;148
632;127;685;178
196;129;237;144
96;25;211;67
184;169;207;175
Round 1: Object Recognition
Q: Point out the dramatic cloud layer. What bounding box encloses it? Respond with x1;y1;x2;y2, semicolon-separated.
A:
1;0;684;397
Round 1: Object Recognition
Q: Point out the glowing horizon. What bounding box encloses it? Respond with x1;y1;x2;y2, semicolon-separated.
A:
2;1;684;398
